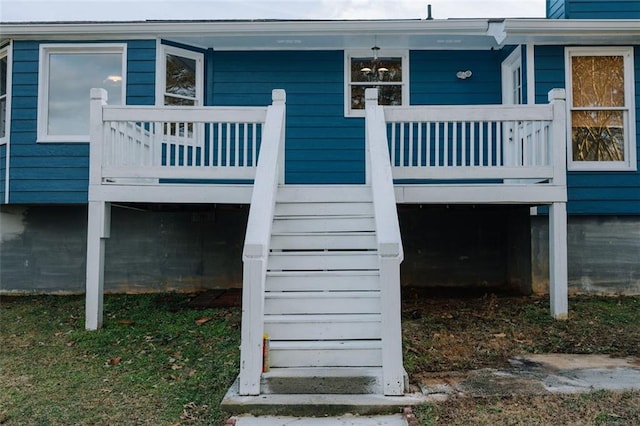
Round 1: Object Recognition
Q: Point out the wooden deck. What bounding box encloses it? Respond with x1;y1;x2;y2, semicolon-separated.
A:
85;87;569;398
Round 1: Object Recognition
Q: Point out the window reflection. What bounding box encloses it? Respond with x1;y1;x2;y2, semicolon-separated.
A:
47;52;122;136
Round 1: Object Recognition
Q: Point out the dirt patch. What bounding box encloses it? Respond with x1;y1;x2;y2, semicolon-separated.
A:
401;289;640;378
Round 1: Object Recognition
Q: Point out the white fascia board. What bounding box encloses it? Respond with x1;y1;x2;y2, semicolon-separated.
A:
0;19;491;40
501;18;640;45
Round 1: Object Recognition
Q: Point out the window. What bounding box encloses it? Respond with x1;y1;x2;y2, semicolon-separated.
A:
158;44;203;107
0;44;10;144
345;50;408;117
566;47;636;171
38;44;126;142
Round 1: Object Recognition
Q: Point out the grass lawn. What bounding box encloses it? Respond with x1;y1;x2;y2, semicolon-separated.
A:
1;292;639;425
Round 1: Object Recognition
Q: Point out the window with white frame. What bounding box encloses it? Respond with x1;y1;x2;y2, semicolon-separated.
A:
345;50;408;117
38;44;126;142
0;44;10;143
158;44;203;107
566;47;636;171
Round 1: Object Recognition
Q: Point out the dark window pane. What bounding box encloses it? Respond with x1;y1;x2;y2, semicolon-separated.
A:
351;85;402;110
0;98;5;138
166;54;196;99
0;56;6;97
572;110;624;161
351;57;402;83
47;52;122;136
572;56;624;108
165;96;195;106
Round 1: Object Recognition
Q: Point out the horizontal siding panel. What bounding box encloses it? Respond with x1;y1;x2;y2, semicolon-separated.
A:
11;179;89;191
11;167;88;180
567;0;640;18
10;156;89;167
9;191;87;204
568;201;640;215
569;187;640;201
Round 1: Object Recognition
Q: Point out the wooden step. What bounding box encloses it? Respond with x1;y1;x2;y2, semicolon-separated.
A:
272;216;375;233
270;232;377;251
269;340;382;368
264;314;381;340
267;251;379;271
264;291;381;315
265;271;380;292
260;367;383;395
277;185;372;203
275;202;374;217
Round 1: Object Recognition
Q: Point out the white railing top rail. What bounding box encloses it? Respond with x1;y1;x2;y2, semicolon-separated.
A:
102;105;267;123
243;89;286;259
365;88;403;260
383;103;553;123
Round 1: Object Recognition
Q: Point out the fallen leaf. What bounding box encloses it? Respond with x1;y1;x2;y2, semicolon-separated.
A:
107;357;122;365
117;320;135;326
493;333;507;338
195;316;212;325
171;364;183;370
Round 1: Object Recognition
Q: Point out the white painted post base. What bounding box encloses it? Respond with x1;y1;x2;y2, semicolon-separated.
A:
549;202;568;319
85;201;111;330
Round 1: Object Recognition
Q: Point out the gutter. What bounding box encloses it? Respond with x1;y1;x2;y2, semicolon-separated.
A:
0;19;492;40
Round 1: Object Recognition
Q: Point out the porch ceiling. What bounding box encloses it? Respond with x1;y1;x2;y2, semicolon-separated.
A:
2;18;639;50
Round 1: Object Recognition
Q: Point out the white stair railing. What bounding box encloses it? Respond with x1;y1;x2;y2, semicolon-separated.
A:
239;89;286;396
365;88;405;396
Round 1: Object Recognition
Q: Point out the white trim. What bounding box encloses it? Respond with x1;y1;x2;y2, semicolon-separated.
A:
565;46;637;172
344;49;409;118
501;45;522;105
526;43;535;105
1;42;12;203
37;43;127;143
156;43;204;107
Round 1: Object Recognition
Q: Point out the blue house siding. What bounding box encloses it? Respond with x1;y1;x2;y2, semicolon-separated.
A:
546;0;566;18
212;50;508;184
8;39;155;204
411;50;504;105
535;45;640;215
547;0;640;19
212;50;364;184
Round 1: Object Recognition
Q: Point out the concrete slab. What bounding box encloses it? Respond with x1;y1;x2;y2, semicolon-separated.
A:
234;414;407;426
419;354;640;398
222;378;428;416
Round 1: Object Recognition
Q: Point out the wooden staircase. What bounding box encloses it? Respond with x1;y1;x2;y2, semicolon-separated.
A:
262;185;385;394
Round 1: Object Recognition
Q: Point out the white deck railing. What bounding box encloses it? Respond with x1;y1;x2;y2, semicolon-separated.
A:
239;90;286;396
89;89;270;184
364;88;405;396
383;89;567;185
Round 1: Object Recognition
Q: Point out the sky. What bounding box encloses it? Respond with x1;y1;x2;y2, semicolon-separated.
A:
0;0;547;22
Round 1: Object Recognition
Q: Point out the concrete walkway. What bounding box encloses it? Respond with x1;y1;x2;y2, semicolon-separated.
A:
226;354;640;425
420;354;640;398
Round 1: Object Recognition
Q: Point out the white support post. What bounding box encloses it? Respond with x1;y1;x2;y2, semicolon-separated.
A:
271;89;286;185
238;254;266;395
380;254;405;395
549;201;568;319
85;200;111;330
548;88;567;188
85;88;110;330
364;89;379;185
